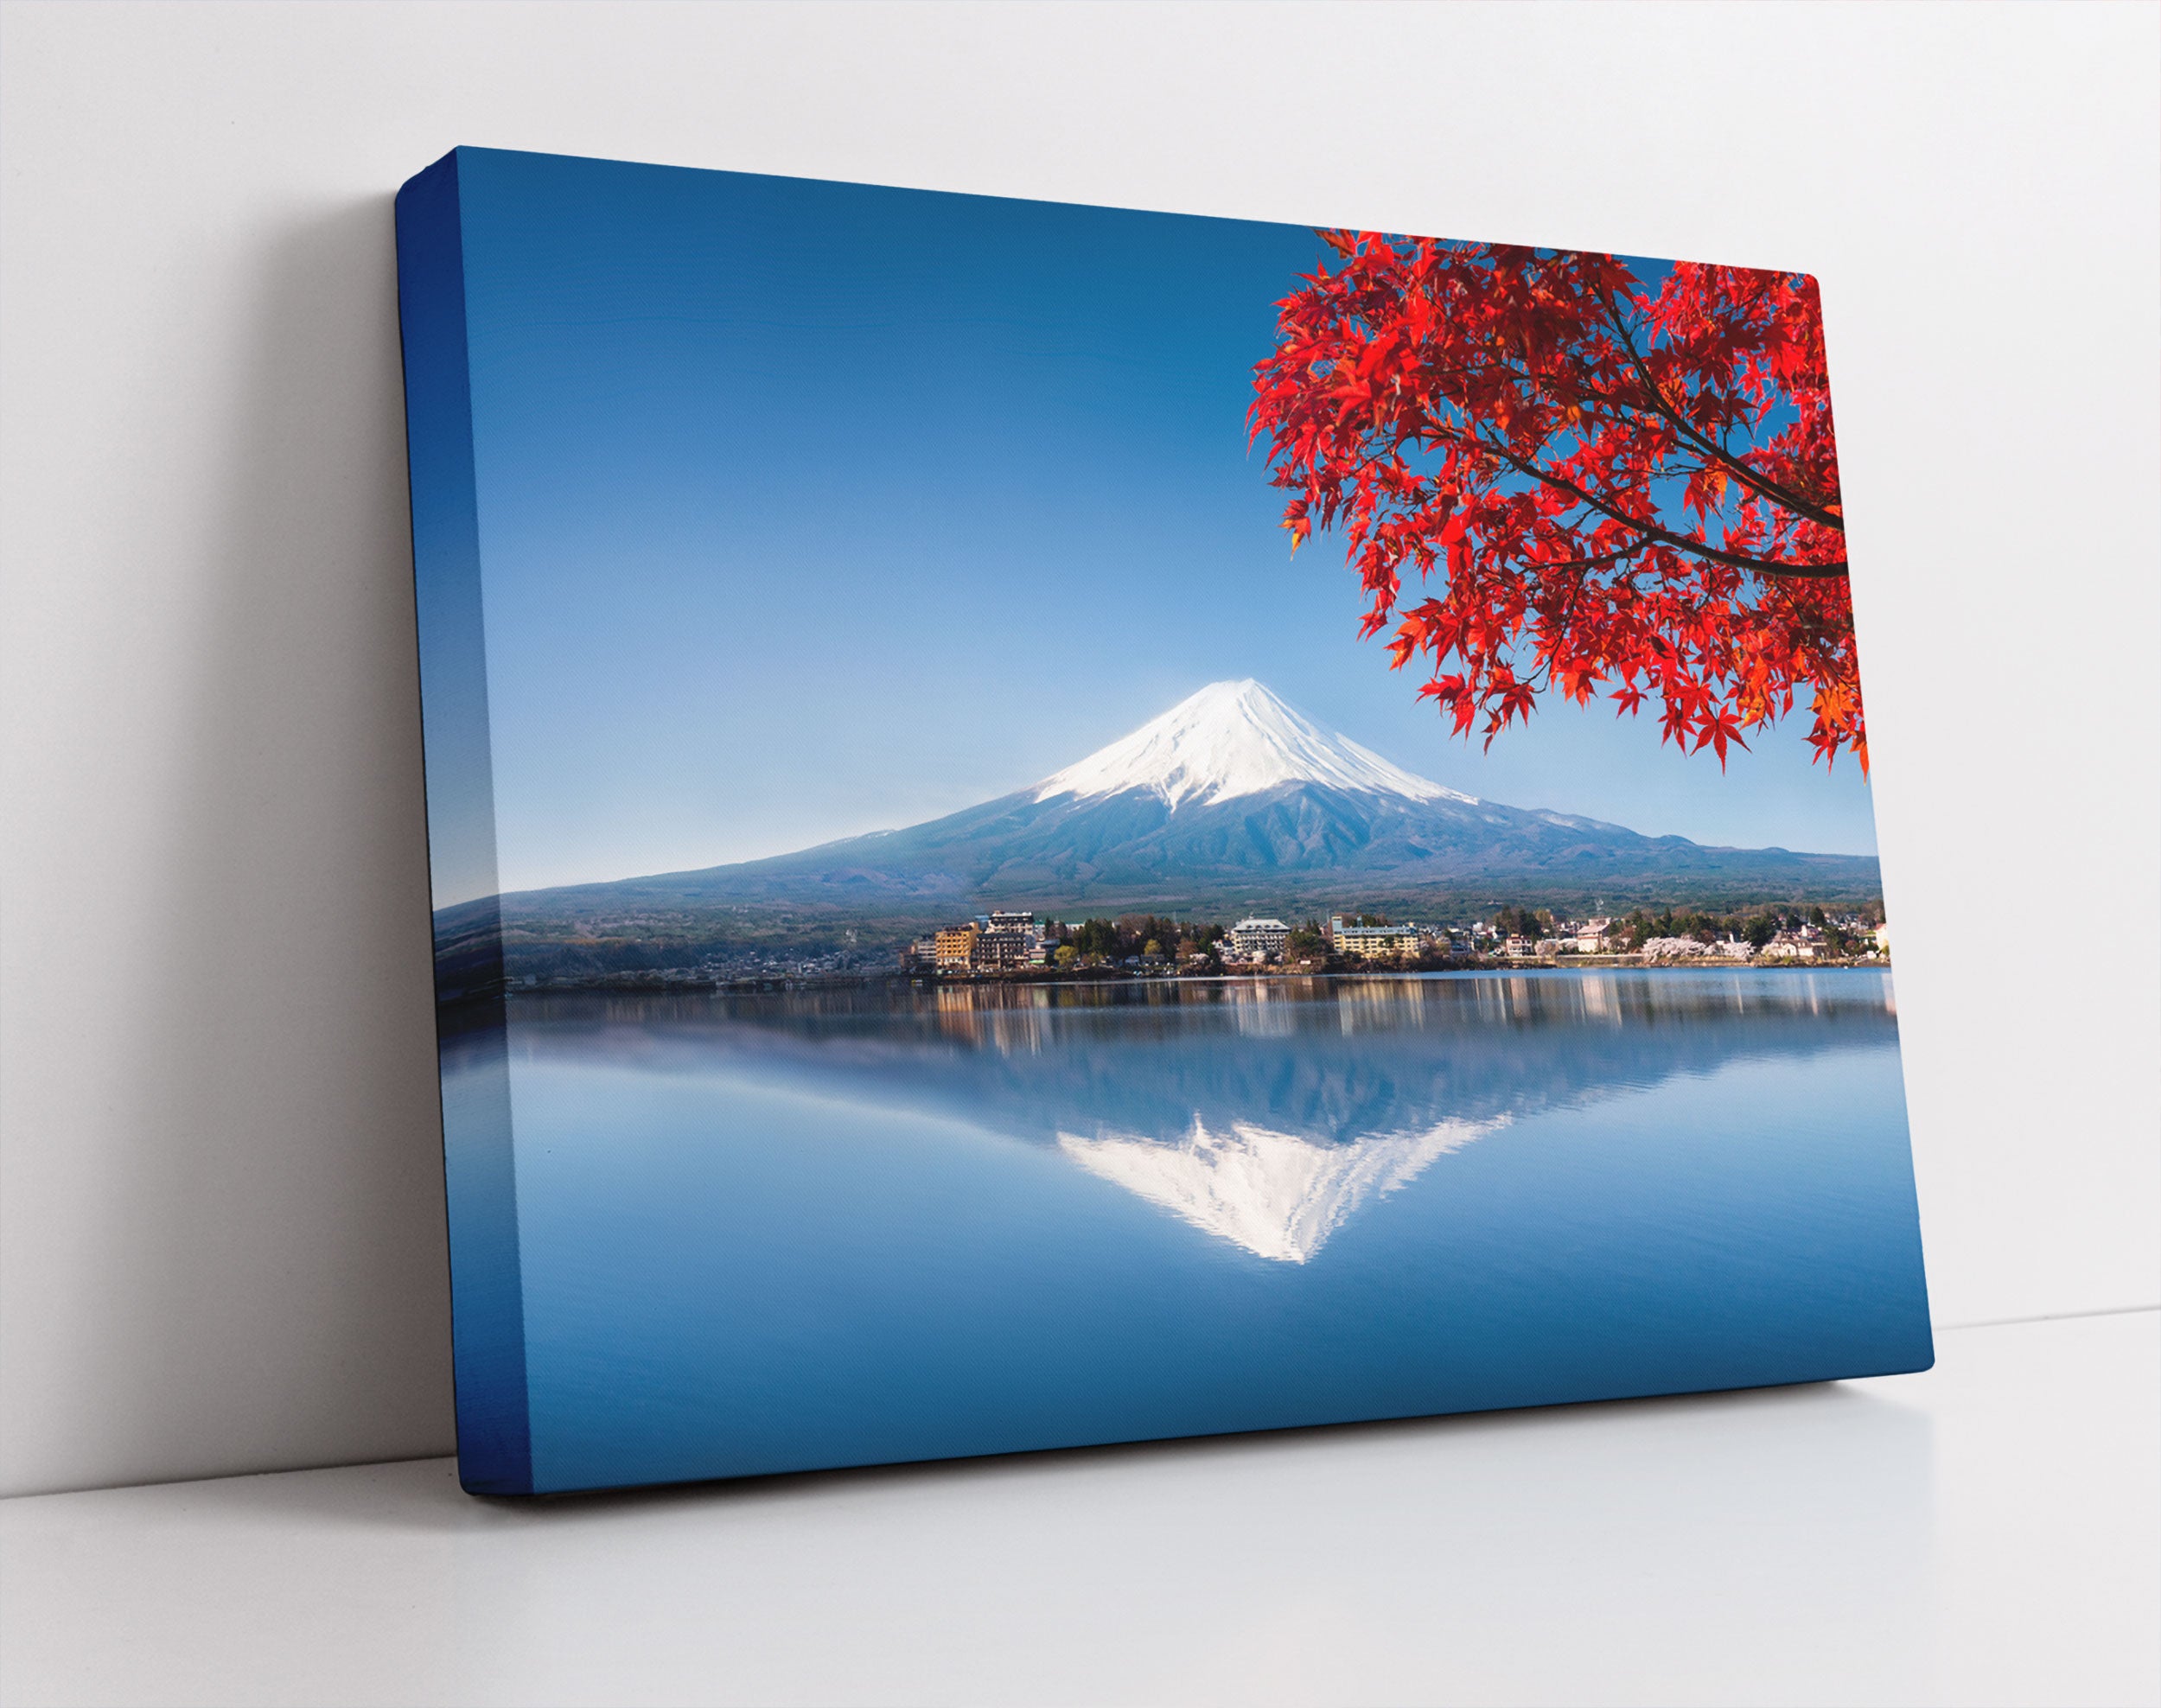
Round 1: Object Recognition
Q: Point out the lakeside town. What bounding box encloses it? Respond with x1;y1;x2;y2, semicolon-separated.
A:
473;898;1890;997
896;903;1890;980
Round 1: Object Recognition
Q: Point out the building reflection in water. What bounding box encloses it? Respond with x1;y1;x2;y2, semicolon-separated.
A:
494;970;1902;1262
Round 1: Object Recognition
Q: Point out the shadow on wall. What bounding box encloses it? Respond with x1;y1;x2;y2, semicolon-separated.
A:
36;197;454;1492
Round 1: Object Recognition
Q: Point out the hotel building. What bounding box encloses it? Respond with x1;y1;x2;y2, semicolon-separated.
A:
1226;917;1292;962
1329;915;1423;960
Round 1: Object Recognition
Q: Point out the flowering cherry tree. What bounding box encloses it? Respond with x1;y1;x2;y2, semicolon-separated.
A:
1250;235;1864;769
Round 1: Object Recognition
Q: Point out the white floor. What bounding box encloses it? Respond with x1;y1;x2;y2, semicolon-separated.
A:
3;1311;2155;1708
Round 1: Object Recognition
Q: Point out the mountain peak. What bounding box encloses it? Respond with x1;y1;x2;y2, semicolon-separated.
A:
1033;679;1474;810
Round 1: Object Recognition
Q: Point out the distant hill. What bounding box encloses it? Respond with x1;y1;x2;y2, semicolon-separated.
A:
437;680;1879;980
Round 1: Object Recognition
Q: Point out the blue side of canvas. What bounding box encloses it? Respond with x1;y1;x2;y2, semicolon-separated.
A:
392;151;532;1497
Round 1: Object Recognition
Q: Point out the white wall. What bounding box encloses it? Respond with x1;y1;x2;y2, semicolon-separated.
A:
3;1;2155;1500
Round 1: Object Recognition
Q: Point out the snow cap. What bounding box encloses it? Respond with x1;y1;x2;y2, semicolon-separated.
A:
1035;679;1475;809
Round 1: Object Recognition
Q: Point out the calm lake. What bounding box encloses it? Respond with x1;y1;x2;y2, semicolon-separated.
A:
442;968;1931;1494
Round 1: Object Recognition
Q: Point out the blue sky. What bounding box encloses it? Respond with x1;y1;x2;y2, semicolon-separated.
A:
443;148;1879;899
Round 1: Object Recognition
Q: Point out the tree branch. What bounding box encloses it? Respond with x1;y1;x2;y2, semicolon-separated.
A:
1462;422;1850;580
1600;299;1845;532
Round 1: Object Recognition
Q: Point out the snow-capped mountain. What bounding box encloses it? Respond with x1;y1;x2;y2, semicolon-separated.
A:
466;679;1881;930
1035;679;1473;811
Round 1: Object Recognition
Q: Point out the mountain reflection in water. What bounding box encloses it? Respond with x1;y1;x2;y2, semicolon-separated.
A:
494;970;1898;1263
1058;1113;1498;1261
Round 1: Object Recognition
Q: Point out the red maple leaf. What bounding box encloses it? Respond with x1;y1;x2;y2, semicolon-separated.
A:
1249;236;1867;772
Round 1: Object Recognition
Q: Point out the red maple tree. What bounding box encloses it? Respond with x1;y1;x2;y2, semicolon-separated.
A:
1250;234;1864;770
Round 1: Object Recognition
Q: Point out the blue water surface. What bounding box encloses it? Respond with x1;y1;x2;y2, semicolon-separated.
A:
441;969;1930;1493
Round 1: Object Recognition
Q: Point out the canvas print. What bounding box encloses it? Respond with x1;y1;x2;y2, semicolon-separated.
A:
395;147;1929;1497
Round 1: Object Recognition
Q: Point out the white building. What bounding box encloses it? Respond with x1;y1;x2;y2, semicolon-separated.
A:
1226;917;1291;962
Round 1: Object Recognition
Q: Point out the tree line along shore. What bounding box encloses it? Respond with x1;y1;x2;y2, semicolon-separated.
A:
440;897;1890;1000
896;902;1884;978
